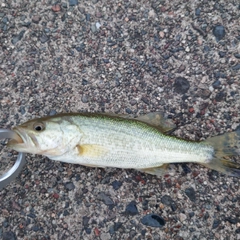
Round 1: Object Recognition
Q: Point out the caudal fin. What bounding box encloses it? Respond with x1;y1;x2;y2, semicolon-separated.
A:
202;127;240;177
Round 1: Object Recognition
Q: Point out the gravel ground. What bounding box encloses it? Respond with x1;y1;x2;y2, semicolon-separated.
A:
0;0;240;239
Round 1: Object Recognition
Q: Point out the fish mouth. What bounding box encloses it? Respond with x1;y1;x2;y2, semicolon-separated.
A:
7;127;37;152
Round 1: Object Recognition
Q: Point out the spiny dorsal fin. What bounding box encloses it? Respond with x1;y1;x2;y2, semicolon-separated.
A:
103;112;176;133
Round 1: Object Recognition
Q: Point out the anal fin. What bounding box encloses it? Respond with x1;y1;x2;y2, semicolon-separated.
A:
137;164;168;177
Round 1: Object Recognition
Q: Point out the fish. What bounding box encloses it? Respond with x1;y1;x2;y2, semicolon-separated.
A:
7;112;240;177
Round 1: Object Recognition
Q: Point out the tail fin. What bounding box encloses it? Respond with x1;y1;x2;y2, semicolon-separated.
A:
203;127;240;177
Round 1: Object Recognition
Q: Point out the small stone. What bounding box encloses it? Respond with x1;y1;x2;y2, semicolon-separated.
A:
174;77;190;94
178;64;186;73
2;231;17;240
96;22;101;29
159;31;164;38
69;0;78;6
97;192;114;207
212;80;221;89
32;15;41;23
125;201;139;215
141;96;149;104
179;213;187;222
85;13;91;21
52;193;59;199
130;99;137;106
94;227;100;236
52;4;61;12
65;182;75;191
218;51;226;58
82;216;90;226
91;24;97;33
112;180;122;190
125;108;132;114
232;64;240;71
225;217;238;224
82;79;88;85
100;233;111;240
161;195;174;206
212;219;221;229
161;195;178;211
195;8;201;16
182;163;191;174
141;214;165;227
39;34;49;43
185;187;196;202
212;25;226;42
49;109;57;116
11;30;25;44
215;91;226;102
234;53;240;59
81;95;89;103
85;228;91;234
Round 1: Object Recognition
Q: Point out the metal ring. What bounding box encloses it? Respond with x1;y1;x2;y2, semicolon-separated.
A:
0;129;26;190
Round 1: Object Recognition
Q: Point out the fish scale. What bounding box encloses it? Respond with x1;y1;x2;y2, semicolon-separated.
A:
7;112;240;177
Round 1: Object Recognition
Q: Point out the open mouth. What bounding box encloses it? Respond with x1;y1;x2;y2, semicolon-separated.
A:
7;128;25;147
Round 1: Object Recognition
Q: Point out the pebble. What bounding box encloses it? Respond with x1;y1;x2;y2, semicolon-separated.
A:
65;182;75;191
69;0;78;6
161;195;178;211
91;24;97;33
81;95;89;103
96;22;101;29
49;109;57;116
141;214;165;227
82;79;88;85
218;51;226;58
179;213;187;222
2;231;17;240
212;80;221;89
97;192;114;207
232;64;240;71
125;201;139;215
111;180;122;190
234;53;240;59
100;233;111;240
174;77;190;94
39;34;49;43
212;25;226;42
178;64;186;73
109;222;122;234
52;4;61;12
32;15;41;24
185;187;196;202
182;163;191;174
215;91;226;102
159;31;164;38
11;30;25;44
195;8;201;16
212;219;221;229
82;216;90;226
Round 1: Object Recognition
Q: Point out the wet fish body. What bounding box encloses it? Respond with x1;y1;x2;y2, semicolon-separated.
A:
8;113;240;177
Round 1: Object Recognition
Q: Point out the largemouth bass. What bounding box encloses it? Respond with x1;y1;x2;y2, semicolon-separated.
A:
7;112;240;177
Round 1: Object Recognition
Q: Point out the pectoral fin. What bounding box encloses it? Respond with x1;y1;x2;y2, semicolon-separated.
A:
76;144;108;158
137;164;168;177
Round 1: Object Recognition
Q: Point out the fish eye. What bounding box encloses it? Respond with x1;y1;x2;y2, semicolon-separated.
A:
33;122;45;132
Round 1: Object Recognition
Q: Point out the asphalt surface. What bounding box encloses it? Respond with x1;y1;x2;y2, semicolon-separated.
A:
0;0;240;239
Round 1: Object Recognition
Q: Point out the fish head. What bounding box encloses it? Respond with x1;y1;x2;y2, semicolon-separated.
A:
7;118;68;156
